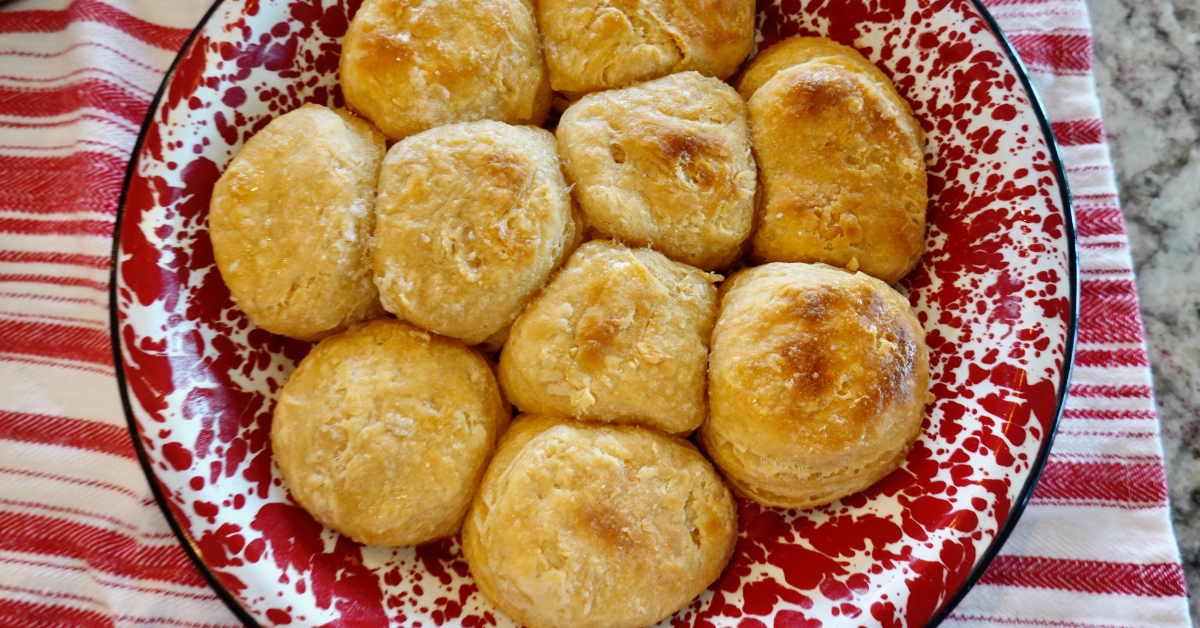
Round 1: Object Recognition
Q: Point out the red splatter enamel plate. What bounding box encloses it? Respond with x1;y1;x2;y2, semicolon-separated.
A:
111;0;1078;626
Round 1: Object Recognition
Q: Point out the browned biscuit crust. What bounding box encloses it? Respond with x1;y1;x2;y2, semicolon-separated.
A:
700;263;930;508
271;319;510;546
538;0;755;96
372;121;581;345
557;72;756;271
462;415;737;628
209;104;385;342
736;36;901;103
748;59;928;284
498;240;719;434
340;0;552;140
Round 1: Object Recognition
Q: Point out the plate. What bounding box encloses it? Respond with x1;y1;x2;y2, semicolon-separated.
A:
111;0;1078;626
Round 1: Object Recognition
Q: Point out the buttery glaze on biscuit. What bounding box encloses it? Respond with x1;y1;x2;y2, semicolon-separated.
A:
499;240;719;434
208;103;385;341
538;0;755;96
373;121;581;345
748;58;928;284
271;319;510;547
700;263;930;509
340;0;552;140
463;415;737;628
557;72;756;271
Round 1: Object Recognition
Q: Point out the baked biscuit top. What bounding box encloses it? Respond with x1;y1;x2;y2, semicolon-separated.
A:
538;0;754;96
340;0;552;140
557;72;756;271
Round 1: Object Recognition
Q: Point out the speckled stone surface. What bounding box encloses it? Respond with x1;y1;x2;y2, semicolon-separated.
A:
1089;0;1200;617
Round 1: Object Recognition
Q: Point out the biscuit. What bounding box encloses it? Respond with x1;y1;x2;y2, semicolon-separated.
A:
498;240;719;434
735;36;925;184
538;0;755;96
271;319;510;546
748;59;927;284
372;121;581;345
209;103;385;342
557;72;756;271
736;36;900;103
339;0;552;141
699;263;930;509
463;415;737;628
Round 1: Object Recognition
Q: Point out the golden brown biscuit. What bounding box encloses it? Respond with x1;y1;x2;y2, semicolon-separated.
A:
339;0;552;141
372;121;581;345
700;263;930;509
748;59;928;284
736;36;900;102
735;37;925;187
557;72;756;271
209;103;385;342
271;319;510;546
538;0;755;96
463;415;737;628
498;240;719;434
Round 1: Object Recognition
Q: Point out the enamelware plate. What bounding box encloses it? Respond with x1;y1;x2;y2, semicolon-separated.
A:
111;0;1078;626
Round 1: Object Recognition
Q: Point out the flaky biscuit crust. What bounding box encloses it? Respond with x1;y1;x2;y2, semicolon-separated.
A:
498;240;719;434
748;59;928;284
538;0;754;96
736;36;898;102
557;72;756;271
372;121;580;345
209;104;385;341
462;415;737;628
271;319;510;547
736;36;925;170
700;263;930;509
339;0;552;141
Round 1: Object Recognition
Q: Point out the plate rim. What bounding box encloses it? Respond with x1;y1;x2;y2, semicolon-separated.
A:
108;2;258;625
922;2;1080;624
107;0;1081;625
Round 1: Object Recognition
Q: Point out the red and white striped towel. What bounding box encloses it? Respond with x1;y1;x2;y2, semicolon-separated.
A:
0;0;1190;627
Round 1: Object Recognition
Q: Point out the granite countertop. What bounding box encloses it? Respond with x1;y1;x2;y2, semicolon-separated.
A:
1089;0;1200;616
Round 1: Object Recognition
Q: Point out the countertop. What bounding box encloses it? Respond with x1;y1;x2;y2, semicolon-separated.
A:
1089;0;1200;616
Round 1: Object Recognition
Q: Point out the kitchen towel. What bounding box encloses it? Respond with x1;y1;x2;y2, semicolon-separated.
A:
0;0;1190;626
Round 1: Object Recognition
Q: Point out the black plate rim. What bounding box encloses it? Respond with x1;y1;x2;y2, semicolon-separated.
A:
108;0;1080;625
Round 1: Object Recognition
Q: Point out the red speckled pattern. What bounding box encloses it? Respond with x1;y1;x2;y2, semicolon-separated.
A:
113;0;1073;626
